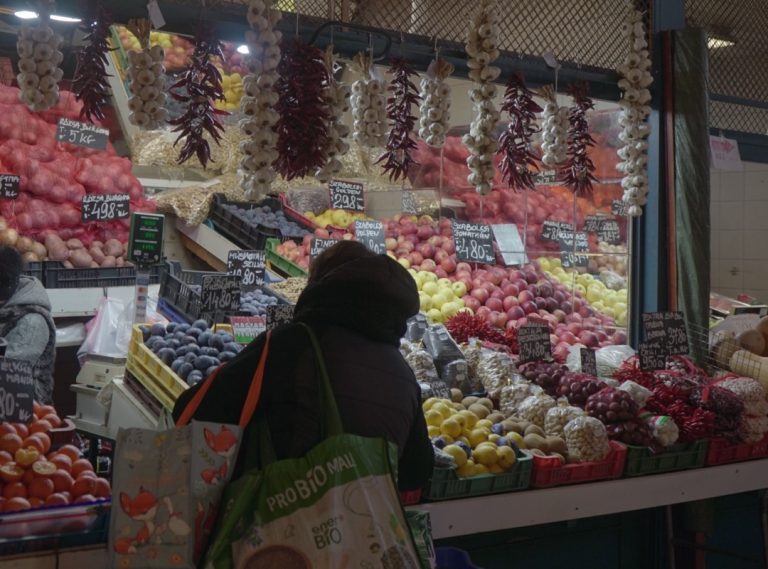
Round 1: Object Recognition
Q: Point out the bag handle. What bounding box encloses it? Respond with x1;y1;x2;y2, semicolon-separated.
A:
176;331;272;428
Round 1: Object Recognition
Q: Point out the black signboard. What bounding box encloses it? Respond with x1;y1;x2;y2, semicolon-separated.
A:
534;170;557;186
0;358;34;423
518;323;552;363
611;199;628;216
597;219;622;245
580;348;598;377
642;311;689;355
430;380;452;399
0;174;20;199
639;341;667;371
81;194;131;222
541;221;573;242
452;221;495;264
227;250;266;290
56;118;109;150
128;213;164;266
402;190;417;214
329;179;365;212
266;304;294;330
310;238;340;260
201;275;241;322
584;215;604;233
355;220;386;254
558;230;589;269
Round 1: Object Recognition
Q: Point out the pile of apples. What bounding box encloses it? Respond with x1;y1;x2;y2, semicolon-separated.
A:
0;402;109;513
303;208;369;230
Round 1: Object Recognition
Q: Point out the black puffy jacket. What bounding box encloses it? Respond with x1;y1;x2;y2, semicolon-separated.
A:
172;254;434;491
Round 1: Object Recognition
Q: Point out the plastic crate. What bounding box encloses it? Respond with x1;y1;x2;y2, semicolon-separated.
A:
706;434;768;466
126;325;188;410
400;489;422;505
208;194;280;250
159;261;242;324
44;262;163;289
266;238;308;278
622;439;708;477
22;262;44;283
423;450;532;501
531;441;627;488
278;193;349;234
49;419;76;450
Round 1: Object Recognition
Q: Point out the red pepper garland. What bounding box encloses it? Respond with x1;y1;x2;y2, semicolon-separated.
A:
273;39;330;180
168;27;228;168
72;4;113;122
498;73;542;191
557;82;599;196
377;58;421;182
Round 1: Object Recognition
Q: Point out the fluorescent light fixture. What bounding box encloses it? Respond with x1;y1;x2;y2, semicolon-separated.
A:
708;36;735;49
237;44;249;55
51;14;82;23
14;10;81;23
14;10;37;19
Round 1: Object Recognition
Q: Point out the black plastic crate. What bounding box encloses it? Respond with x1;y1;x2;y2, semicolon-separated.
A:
44;262;163;289
209;194;280;250
21;262;44;283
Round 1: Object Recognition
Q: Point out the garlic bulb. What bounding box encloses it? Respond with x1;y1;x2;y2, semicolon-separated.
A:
617;7;653;217
239;0;282;199
418;58;453;148
463;0;501;195
126;46;168;130
539;85;568;167
350;53;387;148
316;47;351;183
17;23;63;112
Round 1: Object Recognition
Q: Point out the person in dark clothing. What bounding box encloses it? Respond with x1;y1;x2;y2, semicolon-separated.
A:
172;241;434;490
0;246;56;403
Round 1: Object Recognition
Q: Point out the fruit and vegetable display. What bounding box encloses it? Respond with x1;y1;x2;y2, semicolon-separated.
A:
303;208;370;230
0;403;109;513
220;202;310;239
239;289;281;316
267;277;308;304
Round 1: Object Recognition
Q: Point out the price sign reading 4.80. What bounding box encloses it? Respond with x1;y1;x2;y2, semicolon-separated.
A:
518;323;552;363
227;250;266;291
452;221;495;264
201;275;241;323
0;174;20;199
329;179;365;212
82;194;131;222
56;118;109;150
0;358;34;423
354;220;386;254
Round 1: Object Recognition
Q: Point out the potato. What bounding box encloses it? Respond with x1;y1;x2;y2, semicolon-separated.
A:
21;251;39;263
468;403;490;419
66;238;84;250
101;255;117;268
450;388;464;403
16;236;34;253
477;397;494;411
69;249;94;268
31;241;46;259
545;437;567;455
92;240;104;249
90;261;99;268
63;260;74;269
115;256;125;267
44;234;69;261
89;247;106;264
523;433;548;452
461;396;479;408
525;424;545;437
104;239;124;257
487;412;505;424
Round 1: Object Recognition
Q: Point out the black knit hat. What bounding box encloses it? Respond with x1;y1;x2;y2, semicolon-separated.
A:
0;246;22;303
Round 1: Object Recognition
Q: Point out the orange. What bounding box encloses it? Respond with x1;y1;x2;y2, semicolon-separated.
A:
4;496;31;512
22;469;36;485
0;463;24;483
0;451;13;466
3;482;26;499
0;433;22;455
41;414;61;429
0;424;16;437
59;491;72;502
71;477;96;498
45;493;69;506
35;405;55;420
22;436;45;454
49;454;72;473
50;470;73;493
28;497;44;508
29;420;52;435
74;493;96;504
14;447;40;467
77;470;97;479
71;459;93;478
28;477;54;500
28;433;50;454
57;445;81;462
93;478;111;498
12;423;28;439
31;460;56;477
32;401;41;416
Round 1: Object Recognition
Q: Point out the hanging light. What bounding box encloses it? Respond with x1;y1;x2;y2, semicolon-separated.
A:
14;10;81;22
237;44;250;54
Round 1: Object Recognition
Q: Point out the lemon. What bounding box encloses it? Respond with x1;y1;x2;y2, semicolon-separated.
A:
457;436;470;446
425;410;443;428
441;435;454;444
497;446;517;469
443;444;468;468
473;464;489;476
432;403;453;419
422;398;438;411
507;432;525;448
452;414;466;428
427;425;440;438
456;459;475;478
475;419;493;431
458;411;478;429
468;428;489;448
488;463;504;474
440;418;462;438
488;434;501;444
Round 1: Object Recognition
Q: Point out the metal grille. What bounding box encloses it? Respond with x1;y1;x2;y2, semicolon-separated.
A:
686;0;768;135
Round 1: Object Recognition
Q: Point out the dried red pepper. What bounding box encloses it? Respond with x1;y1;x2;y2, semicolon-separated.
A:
72;3;113;122
557;82;598;196
168;26;228;168
376;58;421;182
498;73;542;191
273;39;330;180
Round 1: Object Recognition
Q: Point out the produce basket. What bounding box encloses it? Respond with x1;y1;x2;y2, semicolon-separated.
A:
160;261;240;324
266;238;308;278
423;451;532;501
706;434;768;466
621;439;708;477
44;262;164;289
399;489;422;506
126;324;188;410
279;193;348;234
530;441;627;488
49;419;76;450
22;261;44;283
208;194;281;250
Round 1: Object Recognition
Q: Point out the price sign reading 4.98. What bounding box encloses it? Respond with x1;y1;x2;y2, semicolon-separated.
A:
642;311;689;356
201;275;241;322
56;118;109;150
329;179;365;212
354;220;386;254
518;323;552;363
0;174;20;199
227;250;266;291
82;194;131;222
0;358;34;423
452;221;495;264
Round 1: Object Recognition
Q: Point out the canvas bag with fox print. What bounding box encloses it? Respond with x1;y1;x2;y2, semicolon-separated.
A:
108;333;272;569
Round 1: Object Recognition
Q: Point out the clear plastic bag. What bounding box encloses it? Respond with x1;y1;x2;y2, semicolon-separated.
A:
405;313;430;343
618;380;653;407
568;344;636;379
476;349;513;399
499;378;543;417
564;416;611;462
405;349;440;384
545;401;586;438
518;392;557;428
641;414;679;447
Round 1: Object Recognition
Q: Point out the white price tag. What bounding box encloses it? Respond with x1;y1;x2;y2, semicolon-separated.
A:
147;0;166;29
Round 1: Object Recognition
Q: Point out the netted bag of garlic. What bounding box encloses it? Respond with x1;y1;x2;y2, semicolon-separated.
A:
717;375;768;440
499;378;543;417
518;392;557;428
476;349;513;399
404;348;440;384
153;173;243;226
564;416;611;462
545;400;586;438
717;376;766;404
461;341;483;378
641;414;679;447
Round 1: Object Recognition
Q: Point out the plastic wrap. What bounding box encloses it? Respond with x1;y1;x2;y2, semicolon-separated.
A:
641;414;679;447
461;341;483;378
285;186;330;214
518;392;557;428
618;380;652;407
545;401;586;438
405;348;440;384
405;313;430;343
499;378;543;416
476;349;513;399
567;344;636;379
564;416;611;463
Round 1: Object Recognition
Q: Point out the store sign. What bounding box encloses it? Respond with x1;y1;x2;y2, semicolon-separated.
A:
541;221;573;242
266;304;294;330
355;220;386;254
128;213;164;266
0;174;20;199
492;224;527;267
518;323;552;363
56;118;109;150
227;250;266;291
580;348;598;376
201;275;241;323
558;230;589;269
81;194;131;222
452;221;495;264
709;135;742;171
402;190;418;214
642;311;689;355
0;358;34;423
309;238;340;260
229;316;265;344
329;179;365;212
638;341;667;371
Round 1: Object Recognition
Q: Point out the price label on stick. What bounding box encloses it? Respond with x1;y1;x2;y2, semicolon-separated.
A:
0;358;34;423
229;316;265;344
309;238;340;260
56;118;109;150
580;348;598;376
642;311;689;355
0;174;20;199
354;220;386;254
402;190;417;214
227;250;266;291
81;194;130;222
518;323;552;363
558;230;589;269
329;179;365;212
541;221;573;242
201;275;241;323
266;304;294;330
452;220;495;264
639;341;667;371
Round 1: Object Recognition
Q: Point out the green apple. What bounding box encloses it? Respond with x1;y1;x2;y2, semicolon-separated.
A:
397;258;411;269
427;308;444;323
418;270;437;283
437;278;452;288
441;301;461;319
451;281;468;298
422;281;439;296
419;292;432;312
431;291;451;309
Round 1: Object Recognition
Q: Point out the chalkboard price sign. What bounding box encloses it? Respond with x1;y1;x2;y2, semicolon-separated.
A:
128;213;165;266
541;221;573;242
329;179;365;212
355;220;386;254
56;118;109;150
0;358;34;423
611;199;628;216
310;238;340;260
558;230;589;269
452;221;496;264
266;304;294;330
201;275;241;322
639;341;667;371
580;348;598;376
81;194;131;222
642;311;689;355
402;190;417;214
534;170;557;186
584;215;604;233
0;174;20;199
227;250;266;291
597;219;622;245
518;323;552;363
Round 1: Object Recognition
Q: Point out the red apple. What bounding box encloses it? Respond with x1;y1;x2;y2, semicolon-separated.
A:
440;257;457;274
434;267;448;278
486;298;503;312
421;259;436;271
471;288;490;304
462;296;481;312
506;306;525;321
502;296;519;311
457;262;472;273
579;331;599;348
502;284;520;297
476;306;492;321
521;301;538;315
385;237;397;251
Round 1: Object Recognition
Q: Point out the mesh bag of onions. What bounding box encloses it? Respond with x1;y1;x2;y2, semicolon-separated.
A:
585;386;639;424
556;372;607;407
519;361;569;397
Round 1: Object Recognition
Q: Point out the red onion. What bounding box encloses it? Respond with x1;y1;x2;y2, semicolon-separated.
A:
557;372;607;407
519;361;569;397
585;386;638;423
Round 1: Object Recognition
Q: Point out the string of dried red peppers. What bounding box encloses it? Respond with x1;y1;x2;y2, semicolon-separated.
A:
168;27;227;168
377;58;421;182
498;73;542;192
72;5;113;122
273;39;330;180
557;82;598;196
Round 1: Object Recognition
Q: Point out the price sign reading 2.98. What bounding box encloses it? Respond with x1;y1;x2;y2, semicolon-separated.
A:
81;194;131;222
329;179;365;212
452;221;495;264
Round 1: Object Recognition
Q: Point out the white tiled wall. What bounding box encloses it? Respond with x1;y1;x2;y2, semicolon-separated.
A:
711;162;768;302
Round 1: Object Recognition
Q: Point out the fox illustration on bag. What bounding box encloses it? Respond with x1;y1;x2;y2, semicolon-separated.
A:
200;426;238;485
113;488;159;554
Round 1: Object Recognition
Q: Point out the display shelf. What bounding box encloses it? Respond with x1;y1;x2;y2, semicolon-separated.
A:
0;544;107;568
412;458;768;539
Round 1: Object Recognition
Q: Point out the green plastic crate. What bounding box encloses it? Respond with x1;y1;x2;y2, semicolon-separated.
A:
423;450;532;501
266;238;308;278
622;439;708;477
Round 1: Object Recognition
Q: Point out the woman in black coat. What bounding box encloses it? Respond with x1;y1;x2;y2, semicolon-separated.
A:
172;241;434;490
